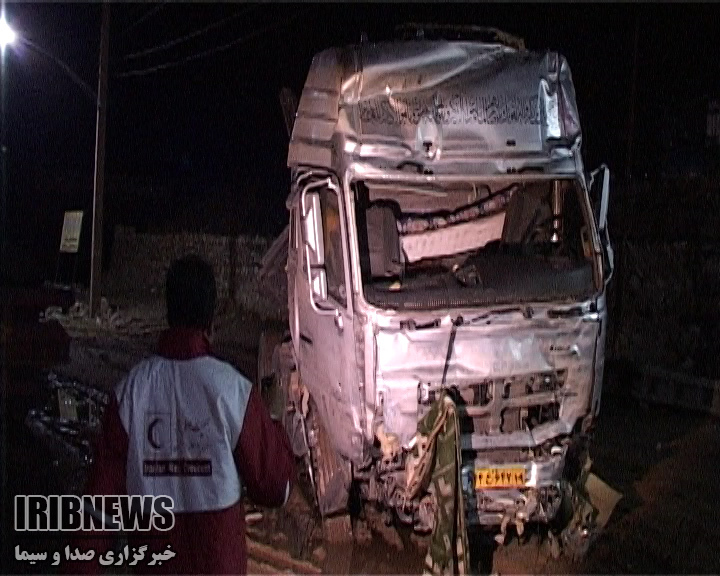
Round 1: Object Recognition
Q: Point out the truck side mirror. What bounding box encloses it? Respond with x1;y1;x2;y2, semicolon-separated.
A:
300;184;333;310
302;191;325;268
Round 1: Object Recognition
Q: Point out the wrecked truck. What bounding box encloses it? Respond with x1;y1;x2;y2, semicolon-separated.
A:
258;30;614;543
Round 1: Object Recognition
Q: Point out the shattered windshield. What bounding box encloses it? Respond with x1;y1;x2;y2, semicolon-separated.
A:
353;178;596;310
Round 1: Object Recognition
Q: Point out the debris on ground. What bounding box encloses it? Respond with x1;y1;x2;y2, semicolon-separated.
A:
246;540;321;575
246;511;263;524
361;507;405;551
584;473;623;532
311;545;327;565
24;373;110;493
42;298;167;339
352;518;373;546
557;459;623;563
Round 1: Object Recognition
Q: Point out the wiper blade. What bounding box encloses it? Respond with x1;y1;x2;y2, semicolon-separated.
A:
547;302;595;318
467;306;534;324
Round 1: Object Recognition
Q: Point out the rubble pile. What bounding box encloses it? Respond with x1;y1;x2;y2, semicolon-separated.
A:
42;298;167;339
25;373;110;493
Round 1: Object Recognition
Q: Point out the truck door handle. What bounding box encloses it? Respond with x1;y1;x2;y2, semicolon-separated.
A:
334;310;344;331
300;333;313;346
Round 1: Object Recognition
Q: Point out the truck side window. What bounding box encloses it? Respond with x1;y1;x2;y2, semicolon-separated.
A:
319;188;346;305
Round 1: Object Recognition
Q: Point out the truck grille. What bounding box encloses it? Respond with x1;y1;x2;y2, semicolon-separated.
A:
420;370;567;436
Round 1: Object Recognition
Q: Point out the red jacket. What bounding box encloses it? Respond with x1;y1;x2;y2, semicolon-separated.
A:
64;328;295;574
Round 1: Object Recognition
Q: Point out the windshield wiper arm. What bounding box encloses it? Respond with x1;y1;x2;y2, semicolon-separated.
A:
440;316;464;388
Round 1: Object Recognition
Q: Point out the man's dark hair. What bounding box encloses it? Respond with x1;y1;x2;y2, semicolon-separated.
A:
165;255;217;330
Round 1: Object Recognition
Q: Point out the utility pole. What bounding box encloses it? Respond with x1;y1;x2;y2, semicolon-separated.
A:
1;38;8;283
89;2;109;318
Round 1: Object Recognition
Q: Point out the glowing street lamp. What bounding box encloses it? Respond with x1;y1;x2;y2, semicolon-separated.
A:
0;12;13;284
0;10;99;287
0;15;15;51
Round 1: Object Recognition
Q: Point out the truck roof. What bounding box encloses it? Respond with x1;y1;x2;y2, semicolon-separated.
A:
288;40;583;175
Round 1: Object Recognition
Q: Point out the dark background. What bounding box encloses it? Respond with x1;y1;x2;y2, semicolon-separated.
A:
2;2;719;284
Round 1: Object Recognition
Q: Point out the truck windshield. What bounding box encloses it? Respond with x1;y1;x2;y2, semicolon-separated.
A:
352;179;596;310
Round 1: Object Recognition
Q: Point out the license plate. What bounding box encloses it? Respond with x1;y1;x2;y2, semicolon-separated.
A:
475;467;526;489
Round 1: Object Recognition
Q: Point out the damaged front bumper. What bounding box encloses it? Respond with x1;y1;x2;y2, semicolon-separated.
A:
461;451;566;526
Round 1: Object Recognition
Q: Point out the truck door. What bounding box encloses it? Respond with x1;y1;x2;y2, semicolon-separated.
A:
589;164;614;284
287;206;300;359
295;176;361;463
588;164;613;417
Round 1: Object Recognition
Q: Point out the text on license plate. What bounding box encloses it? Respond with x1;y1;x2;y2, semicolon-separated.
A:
475;467;526;489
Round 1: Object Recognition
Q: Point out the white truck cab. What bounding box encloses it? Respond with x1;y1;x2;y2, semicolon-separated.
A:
259;28;613;544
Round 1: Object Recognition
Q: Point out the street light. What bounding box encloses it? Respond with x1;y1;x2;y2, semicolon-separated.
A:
0;10;14;570
0;11;14;284
0;9;107;310
0;13;97;287
0;14;16;51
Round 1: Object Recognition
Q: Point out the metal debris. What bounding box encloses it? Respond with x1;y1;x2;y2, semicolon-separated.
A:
557;460;622;563
42;298;167;338
25;373;110;477
246;511;264;524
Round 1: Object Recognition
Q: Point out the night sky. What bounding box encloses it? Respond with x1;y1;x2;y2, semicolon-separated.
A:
3;2;720;282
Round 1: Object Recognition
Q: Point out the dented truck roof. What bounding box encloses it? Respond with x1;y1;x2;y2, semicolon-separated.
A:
288;40;584;176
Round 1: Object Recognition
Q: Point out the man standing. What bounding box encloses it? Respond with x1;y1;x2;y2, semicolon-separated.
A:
67;255;295;574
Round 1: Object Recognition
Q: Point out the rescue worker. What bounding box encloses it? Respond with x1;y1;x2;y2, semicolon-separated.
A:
66;255;295;574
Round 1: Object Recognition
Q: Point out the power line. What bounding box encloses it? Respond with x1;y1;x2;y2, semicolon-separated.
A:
115;11;303;79
20;37;96;100
120;3;166;36
122;6;258;61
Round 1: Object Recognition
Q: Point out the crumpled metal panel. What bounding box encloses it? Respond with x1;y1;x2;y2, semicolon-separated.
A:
375;314;599;448
287;49;344;168
289;42;582;170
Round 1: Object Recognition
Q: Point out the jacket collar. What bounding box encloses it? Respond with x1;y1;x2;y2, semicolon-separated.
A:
157;327;212;360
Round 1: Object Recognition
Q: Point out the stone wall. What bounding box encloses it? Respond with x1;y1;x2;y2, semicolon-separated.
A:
104;226;284;318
